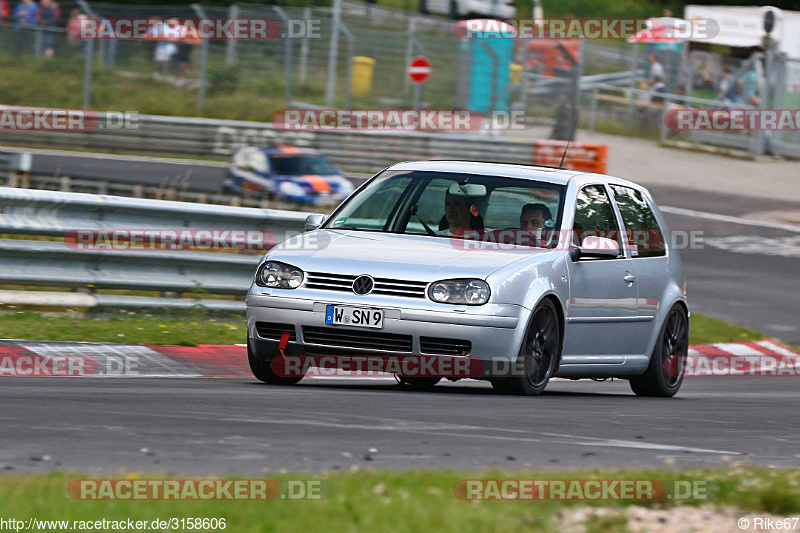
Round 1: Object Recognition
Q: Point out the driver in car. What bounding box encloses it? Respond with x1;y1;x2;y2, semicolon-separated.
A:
520;203;552;233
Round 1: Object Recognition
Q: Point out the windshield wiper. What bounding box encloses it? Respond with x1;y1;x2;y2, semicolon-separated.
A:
331;226;376;232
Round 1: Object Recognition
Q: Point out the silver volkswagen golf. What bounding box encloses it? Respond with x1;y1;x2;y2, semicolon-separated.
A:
245;161;689;397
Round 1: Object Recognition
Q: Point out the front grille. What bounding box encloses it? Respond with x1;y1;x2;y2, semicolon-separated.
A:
302;326;413;353
255;322;297;342
306;272;428;298
420;337;472;356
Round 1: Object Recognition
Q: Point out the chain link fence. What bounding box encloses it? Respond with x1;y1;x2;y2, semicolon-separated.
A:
1;3;800;158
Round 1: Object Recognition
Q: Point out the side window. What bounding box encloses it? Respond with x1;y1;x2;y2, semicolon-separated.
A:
610;185;666;257
405;178;451;234
573;185;623;255
483;187;559;230
329;175;412;231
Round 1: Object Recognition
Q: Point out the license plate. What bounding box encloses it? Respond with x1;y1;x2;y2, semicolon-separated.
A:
325;305;384;329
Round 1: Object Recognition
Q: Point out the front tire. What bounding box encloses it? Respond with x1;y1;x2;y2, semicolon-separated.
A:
492;299;561;396
629;305;688;397
248;338;304;385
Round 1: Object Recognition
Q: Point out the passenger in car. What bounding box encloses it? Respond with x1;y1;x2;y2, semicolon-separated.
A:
438;191;484;236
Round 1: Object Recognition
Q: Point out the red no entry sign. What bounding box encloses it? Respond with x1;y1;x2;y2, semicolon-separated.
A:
407;56;431;83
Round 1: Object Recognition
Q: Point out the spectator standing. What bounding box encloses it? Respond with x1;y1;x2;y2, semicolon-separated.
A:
0;1;10;46
175;21;200;86
741;68;760;106
152;18;177;79
648;53;664;85
66;9;89;58
719;68;737;105
38;0;56;57
650;76;667;105
14;0;39;54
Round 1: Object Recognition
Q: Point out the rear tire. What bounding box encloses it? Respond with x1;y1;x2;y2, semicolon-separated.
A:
492;299;561;396
630;305;688;397
248;337;304;385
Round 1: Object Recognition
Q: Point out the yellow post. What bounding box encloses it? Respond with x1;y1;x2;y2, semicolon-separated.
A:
351;56;376;97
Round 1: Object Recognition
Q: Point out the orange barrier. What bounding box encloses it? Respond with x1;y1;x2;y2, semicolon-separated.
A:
532;140;608;174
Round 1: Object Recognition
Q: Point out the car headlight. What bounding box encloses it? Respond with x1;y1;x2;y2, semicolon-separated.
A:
278;181;307;197
428;279;490;305
256;261;304;289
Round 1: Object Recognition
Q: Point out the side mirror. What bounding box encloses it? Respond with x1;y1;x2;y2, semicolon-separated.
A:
304;214;326;232
570;236;620;261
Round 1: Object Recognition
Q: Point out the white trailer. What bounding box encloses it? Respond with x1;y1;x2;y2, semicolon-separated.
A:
685;5;800;59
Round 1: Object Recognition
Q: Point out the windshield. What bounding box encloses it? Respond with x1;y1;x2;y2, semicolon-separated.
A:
323;170;566;248
269;154;338;176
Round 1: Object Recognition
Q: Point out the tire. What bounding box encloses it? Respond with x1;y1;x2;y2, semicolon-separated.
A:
419;0;429;15
399;377;441;390
629;305;688;397
248;337;304;385
492;299;561;396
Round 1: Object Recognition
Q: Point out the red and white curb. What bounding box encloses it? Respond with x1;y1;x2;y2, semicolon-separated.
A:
0;339;797;378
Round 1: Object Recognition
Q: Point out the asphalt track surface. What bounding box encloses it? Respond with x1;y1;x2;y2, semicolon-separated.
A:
4;152;798;474
0;376;797;473
24;151;800;345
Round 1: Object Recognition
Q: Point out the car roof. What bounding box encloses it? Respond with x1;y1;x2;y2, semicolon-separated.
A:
258;145;321;156
388;161;649;194
387;160;584;185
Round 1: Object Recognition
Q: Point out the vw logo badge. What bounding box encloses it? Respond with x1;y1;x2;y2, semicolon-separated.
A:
352;275;374;295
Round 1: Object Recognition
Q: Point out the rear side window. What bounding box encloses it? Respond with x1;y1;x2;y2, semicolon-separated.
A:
610;185;666;257
573;184;623;254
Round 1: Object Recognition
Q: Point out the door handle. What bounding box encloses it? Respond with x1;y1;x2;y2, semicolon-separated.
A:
623;273;636;284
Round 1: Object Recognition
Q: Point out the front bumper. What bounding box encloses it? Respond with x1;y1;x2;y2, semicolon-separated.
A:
246;291;526;365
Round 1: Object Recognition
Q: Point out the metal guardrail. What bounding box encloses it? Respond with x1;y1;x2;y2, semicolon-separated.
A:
0;109;534;173
0;188;311;312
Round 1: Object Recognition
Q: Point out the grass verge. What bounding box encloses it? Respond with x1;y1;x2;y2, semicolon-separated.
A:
0;311;767;346
0;311;245;346
0;468;798;532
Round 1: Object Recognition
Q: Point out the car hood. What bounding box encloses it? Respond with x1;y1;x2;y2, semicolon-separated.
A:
266;230;550;281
